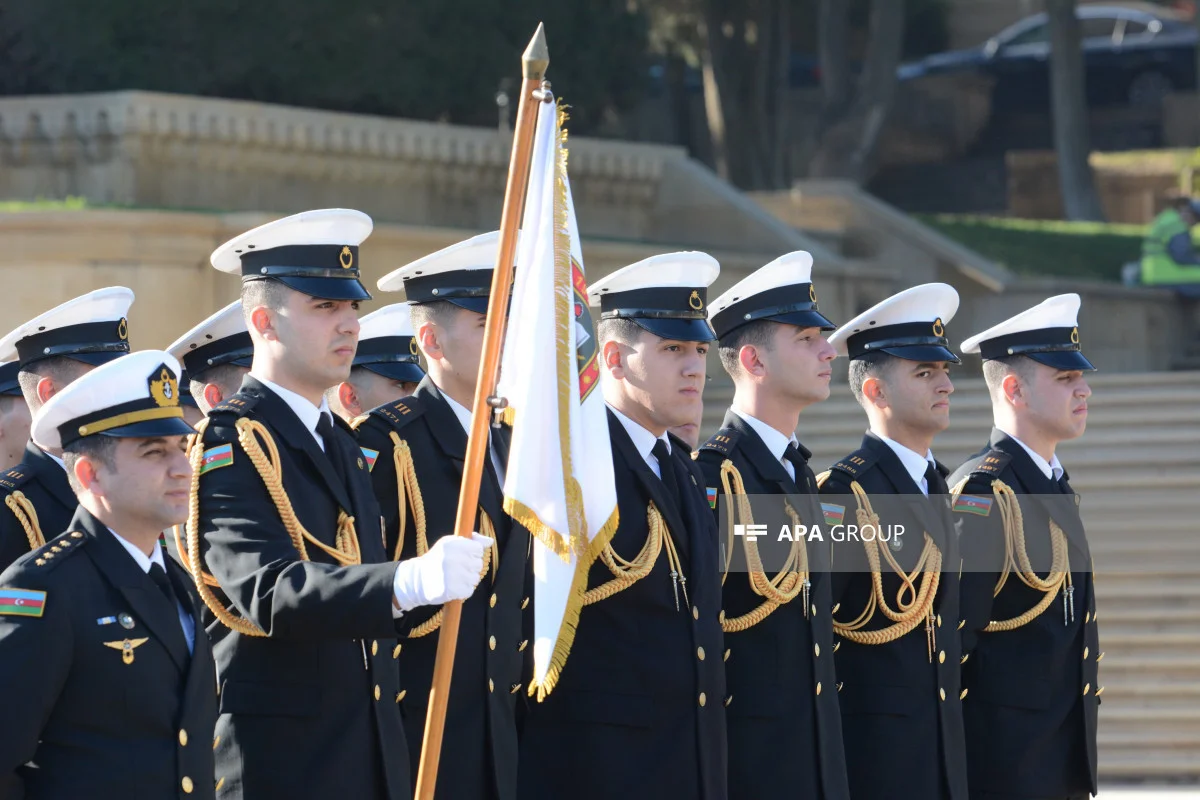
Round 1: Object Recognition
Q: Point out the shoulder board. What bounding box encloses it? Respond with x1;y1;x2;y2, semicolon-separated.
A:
830;448;877;479
699;427;741;457
209;391;260;419
0;463;36;494
369;396;425;430
964;449;1012;479
24;529;89;572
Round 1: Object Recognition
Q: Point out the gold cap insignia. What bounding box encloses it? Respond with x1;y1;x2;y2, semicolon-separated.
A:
688;290;704;311
1070;326;1080;345
408;338;419;356
809;284;818;304
932;317;945;337
339;246;354;270
117;318;129;341
149;366;179;408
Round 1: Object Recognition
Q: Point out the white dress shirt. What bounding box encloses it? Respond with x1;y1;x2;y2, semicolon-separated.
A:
999;429;1064;481
874;433;938;496
251;373;334;451
608;405;671;478
108;529;195;654
44;449;67;472
732;410;799;482
442;392;506;485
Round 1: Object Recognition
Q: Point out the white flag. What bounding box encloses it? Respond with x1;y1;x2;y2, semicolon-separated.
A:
498;99;619;700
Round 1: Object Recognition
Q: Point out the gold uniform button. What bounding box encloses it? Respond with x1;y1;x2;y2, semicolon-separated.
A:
71;532;83;538
182;776;194;794
957;619;965;631
938;651;945;664
831;603;840;614
215;777;225;792
697;647;705;661
1097;651;1104;662
960;654;969;665
692;606;699;620
1083;647;1089;659
489;636;497;651
811;604;817;617
837;682;844;693
936;614;942;628
815;682;822;695
393;644;402;658
724;695;732;707
519;640;528;652
939;688;946;701
510;682;522;694
396;690;407;703
490;593;497;608
521;597;530;610
374;685;381;701
814;643;820;658
960;688;968;700
724;649;730;662
1083;683;1090;696
179;729;188;747
1096;686;1105;697
371;640;378;656
213;736;220;750
489;679;495;693
698;692;707;707
1085;611;1091;624
833;642;841;653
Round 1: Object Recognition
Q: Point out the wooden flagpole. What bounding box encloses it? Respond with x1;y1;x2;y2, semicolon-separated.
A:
413;23;550;800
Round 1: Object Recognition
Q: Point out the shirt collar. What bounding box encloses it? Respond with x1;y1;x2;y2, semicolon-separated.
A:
42;447;66;472
107;527;166;574
874;432;936;489
998;428;1062;480
732;410;796;464
251;373;331;437
608;404;669;463
441;392;473;435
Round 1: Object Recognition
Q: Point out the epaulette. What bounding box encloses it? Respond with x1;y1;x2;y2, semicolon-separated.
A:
25;529;89;571
369;395;425;431
699;427;741;457
209;391;260;419
0;463;36;495
964;449;1012;480
830;448;877;479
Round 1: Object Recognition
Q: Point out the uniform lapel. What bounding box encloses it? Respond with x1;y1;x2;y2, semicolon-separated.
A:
990;430;1089;555
419;380;506;519
722;411;797;494
77;508;190;674
167;556;216;695
246;379;354;513
862;433;947;549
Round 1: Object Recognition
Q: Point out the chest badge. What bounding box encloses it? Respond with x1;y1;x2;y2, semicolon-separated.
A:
104;637;149;665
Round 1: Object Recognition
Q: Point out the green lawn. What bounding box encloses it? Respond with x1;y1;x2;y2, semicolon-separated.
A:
0;197;90;212
917;214;1158;282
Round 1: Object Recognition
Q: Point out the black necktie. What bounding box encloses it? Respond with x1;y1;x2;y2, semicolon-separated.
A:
783;442;807;485
651;439;682;510
924;462;949;495
149;562;182;609
316;412;348;484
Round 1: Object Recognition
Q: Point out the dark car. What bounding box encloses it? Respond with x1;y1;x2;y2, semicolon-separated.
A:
898;4;1198;112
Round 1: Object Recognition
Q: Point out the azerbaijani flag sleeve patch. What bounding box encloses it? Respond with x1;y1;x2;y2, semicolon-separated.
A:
0;588;46;617
199;444;234;475
360;447;379;472
821;503;846;526
953;495;993;517
706;487;718;509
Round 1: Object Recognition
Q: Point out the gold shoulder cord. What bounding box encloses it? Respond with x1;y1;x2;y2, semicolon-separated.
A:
582;502;690;611
949;476;1072;630
185;418;364;637
718;460;810;633
5;492;44;551
816;471;942;662
388;430;496;639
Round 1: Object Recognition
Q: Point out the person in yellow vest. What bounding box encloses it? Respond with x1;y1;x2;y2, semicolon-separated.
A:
1141;194;1200;296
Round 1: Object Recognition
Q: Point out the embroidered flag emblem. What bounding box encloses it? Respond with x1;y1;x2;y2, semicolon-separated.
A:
0;588;46;617
361;447;379;472
953;495;993;517
706;487;718;509
821;503;846;526
200;444;234;475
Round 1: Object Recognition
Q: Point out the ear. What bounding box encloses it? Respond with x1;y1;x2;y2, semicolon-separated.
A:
36;376;57;406
737;344;765;378
601;339;626;380
1001;372;1023;406
73;455;101;495
202;383;223;410
336;381;360;418
417;322;441;361
249;306;277;341
861;375;887;409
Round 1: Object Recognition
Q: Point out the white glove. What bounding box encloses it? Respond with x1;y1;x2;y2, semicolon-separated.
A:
392;532;492;612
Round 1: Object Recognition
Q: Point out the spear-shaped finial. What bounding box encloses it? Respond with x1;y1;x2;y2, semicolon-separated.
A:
523;23;549;80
